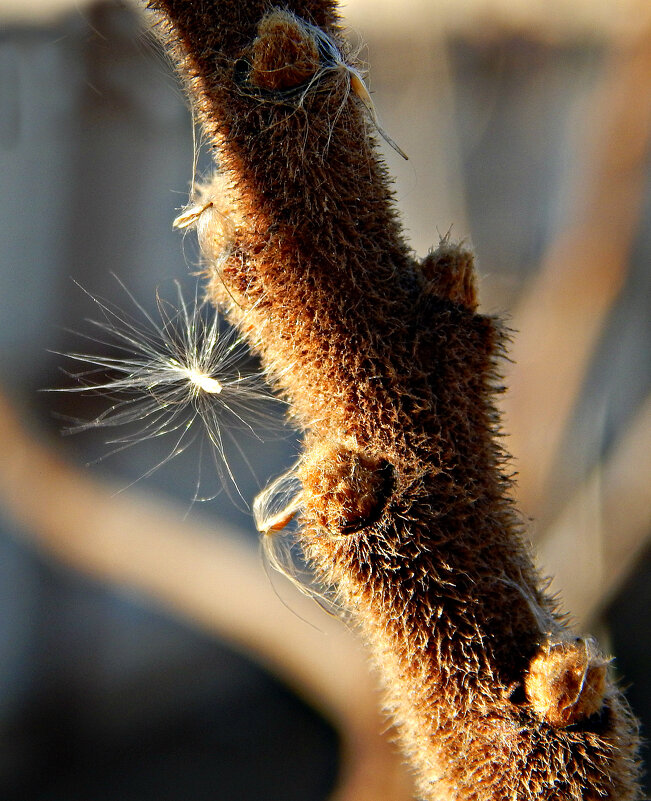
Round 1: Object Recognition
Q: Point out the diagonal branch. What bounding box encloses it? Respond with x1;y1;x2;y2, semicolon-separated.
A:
145;2;642;798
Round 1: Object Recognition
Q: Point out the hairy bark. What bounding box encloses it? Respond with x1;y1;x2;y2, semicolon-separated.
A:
148;2;641;798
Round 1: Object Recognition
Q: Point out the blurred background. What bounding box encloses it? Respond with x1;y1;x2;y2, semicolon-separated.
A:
0;0;649;798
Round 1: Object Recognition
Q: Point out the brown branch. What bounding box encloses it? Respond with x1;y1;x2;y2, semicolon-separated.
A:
146;2;641;798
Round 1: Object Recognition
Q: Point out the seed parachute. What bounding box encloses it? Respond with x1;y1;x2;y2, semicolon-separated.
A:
55;277;284;499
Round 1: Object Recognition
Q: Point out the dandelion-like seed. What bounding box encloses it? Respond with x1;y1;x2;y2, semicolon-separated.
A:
310;24;409;160
254;464;337;610
172;201;214;231
253;465;304;535
184;367;222;395
56;277;283;500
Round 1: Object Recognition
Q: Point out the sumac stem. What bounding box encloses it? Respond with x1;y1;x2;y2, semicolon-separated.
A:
149;2;641;798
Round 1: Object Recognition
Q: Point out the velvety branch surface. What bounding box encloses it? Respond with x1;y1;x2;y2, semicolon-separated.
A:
149;1;641;798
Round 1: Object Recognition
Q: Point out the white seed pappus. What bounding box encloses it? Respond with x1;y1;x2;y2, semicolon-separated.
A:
310;22;408;160
287;15;408;160
57;277;284;500
253;465;339;612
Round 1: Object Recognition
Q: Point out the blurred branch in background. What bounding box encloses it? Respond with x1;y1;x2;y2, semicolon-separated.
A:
0;389;413;801
502;10;651;524
2;0;648;39
347;0;647;43
540;394;651;631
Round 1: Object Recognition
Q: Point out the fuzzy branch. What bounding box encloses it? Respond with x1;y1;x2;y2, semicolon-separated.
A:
148;1;641;798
